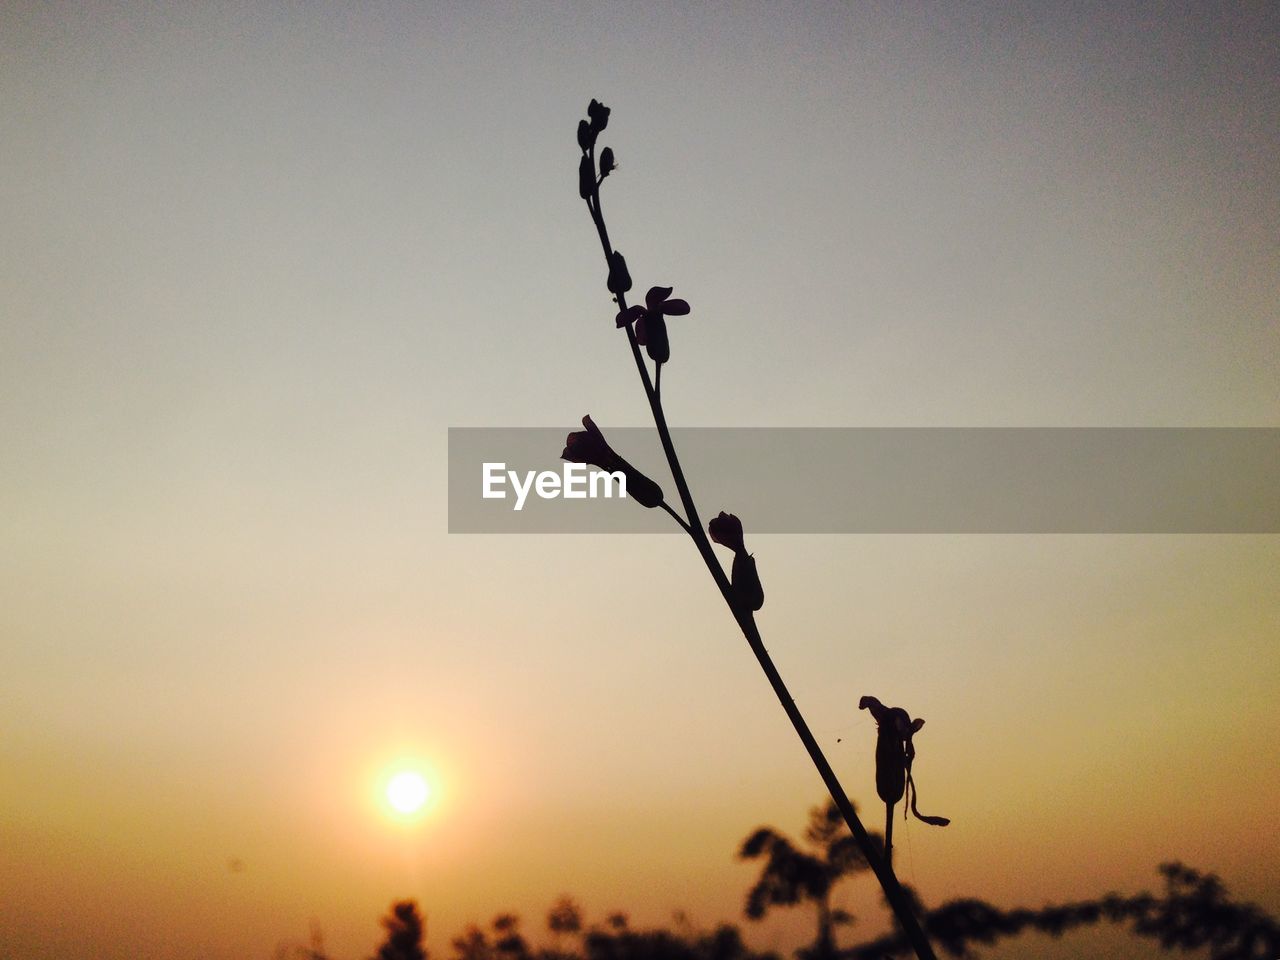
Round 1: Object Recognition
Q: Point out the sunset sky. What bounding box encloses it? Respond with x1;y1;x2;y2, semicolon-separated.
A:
2;3;1278;959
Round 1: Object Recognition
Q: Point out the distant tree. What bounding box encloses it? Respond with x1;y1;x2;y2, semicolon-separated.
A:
451;924;491;960
373;900;428;960
451;913;533;960
493;913;530;960
739;800;878;960
583;917;780;960
548;897;584;937
846;862;1280;960
605;913;629;932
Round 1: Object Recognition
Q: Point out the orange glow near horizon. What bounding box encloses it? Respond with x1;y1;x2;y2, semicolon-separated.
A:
3;5;1279;960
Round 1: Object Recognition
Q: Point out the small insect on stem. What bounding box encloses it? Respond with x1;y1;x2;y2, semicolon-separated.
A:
859;695;951;870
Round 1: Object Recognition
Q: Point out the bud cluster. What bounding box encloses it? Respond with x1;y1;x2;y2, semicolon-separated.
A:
709;512;766;612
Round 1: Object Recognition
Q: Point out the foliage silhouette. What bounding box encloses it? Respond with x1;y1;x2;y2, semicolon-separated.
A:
845;862;1280;960
452;914;533;960
739;800;878;960
373;900;428;960
369;862;1276;960
446;903;777;960
548;896;584;937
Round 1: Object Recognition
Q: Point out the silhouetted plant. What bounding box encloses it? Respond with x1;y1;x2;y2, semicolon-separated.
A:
451;924;492;960
583;918;779;960
549;896;585;940
373;900;428;960
450;900;775;960
739;800;878;960
566;98;939;960
451;915;534;960
856;697;949;868
493;914;531;960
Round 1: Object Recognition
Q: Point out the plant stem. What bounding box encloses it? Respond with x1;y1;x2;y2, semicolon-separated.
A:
659;500;692;535
581;162;939;960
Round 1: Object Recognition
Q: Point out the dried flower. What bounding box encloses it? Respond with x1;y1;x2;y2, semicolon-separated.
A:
587;98;610;133
615;285;691;364
858;696;949;831
708;511;745;553
561;415;664;509
607;250;632;295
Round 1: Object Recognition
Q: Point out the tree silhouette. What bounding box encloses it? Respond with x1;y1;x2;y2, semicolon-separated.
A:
546;895;586;960
451;925;491;960
493;913;531;960
373;900;428;960
739;800;878;960
583;918;778;960
450;913;535;960
846;862;1280;960
548;897;584;938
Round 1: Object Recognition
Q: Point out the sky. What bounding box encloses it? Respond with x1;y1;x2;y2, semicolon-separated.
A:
2;2;1278;959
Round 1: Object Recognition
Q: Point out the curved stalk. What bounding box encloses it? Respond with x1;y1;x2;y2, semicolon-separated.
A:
578;131;938;960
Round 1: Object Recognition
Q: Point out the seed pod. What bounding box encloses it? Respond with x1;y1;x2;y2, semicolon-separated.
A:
577;119;594;153
606;251;632;295
873;713;909;806
599;146;615;177
732;552;765;611
619;463;664;509
587;98;610;133
641;313;670;364
578;154;594;199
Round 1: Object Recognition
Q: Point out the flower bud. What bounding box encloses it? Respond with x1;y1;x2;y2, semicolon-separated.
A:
708;512;745;553
578;154;594;199
587;98;610;133
607;251;632;295
599;147;615;177
561;415;664;510
709;512;762;610
577;119;594;153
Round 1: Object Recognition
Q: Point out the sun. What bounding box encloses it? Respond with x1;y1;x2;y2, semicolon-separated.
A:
385;769;431;816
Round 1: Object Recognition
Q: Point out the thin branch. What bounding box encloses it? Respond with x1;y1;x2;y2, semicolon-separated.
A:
575;109;940;960
660;500;692;535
